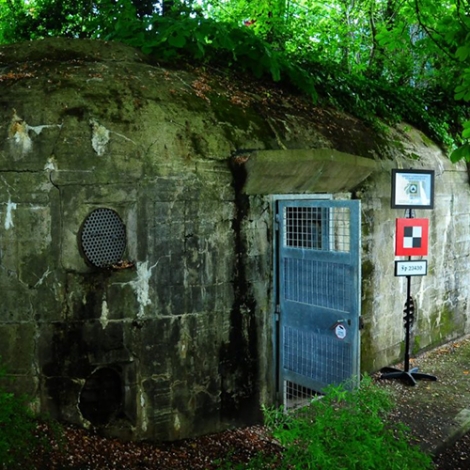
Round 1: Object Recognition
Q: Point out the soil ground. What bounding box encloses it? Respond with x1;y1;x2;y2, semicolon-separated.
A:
22;335;470;469
374;334;470;469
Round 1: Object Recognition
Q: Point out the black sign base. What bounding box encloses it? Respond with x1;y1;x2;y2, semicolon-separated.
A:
380;366;437;387
381;243;438;387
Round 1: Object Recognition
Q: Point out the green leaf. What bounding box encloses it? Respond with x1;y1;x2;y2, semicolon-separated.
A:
141;44;155;55
168;31;187;48
456;46;470;61
450;142;470;163
454;83;470;101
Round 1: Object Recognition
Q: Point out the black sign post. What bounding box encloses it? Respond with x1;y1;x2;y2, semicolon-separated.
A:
380;170;437;386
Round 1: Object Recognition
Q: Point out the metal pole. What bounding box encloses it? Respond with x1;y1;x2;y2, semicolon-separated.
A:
404;207;413;372
404;275;411;372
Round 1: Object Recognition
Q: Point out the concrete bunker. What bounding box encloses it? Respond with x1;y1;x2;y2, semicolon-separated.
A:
0;38;470;442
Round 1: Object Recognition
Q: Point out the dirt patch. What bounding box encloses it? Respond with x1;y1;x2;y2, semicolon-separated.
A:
27;423;282;470
374;334;470;455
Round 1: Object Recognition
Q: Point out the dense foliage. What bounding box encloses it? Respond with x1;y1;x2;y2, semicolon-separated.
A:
0;361;41;468
1;0;470;159
218;376;432;469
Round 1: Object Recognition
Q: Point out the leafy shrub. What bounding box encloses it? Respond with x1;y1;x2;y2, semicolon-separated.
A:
0;361;63;469
101;11;318;101
225;376;432;470
98;5;462;148
0;368;36;468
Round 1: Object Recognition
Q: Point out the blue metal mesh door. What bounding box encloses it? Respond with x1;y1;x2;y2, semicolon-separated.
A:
277;200;361;409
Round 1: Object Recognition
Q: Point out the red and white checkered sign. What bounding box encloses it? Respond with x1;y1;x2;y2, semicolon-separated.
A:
395;218;429;256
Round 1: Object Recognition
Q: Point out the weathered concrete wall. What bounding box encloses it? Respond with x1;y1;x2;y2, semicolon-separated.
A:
0;38;469;441
0;38;284;441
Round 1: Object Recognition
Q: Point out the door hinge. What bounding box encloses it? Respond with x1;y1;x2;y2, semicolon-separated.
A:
359;316;365;330
275;305;280;321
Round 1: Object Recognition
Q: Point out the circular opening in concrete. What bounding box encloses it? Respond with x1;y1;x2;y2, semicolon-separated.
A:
80;208;126;268
79;367;122;425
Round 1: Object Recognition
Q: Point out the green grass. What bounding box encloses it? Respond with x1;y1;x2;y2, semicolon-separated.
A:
218;376;432;470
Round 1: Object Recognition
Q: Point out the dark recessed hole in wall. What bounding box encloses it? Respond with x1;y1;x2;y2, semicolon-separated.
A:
79;367;123;426
79;208;126;268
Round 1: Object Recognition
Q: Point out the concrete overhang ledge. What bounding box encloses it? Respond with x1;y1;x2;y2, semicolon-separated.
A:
237;148;378;195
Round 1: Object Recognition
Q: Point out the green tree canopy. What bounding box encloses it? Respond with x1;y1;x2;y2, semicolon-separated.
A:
1;0;469;160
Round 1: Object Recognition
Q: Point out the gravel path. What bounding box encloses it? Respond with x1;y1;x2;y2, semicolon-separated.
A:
434;432;470;469
374;335;470;469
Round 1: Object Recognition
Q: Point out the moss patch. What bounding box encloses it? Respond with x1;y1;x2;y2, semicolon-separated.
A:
412;335;421;355
360;324;376;372
362;260;375;279
426;305;461;348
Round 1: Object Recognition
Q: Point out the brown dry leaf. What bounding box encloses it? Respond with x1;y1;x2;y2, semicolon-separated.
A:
0;71;34;81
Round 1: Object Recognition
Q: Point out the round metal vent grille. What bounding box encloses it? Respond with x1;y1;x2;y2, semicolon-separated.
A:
80;208;126;268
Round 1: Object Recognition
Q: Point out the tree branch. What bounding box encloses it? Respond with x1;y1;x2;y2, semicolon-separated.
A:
414;0;456;61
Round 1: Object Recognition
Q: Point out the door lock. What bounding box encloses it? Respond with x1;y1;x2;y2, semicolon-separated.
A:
330;319;351;329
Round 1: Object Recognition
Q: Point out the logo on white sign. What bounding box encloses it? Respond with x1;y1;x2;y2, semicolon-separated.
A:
335;324;347;340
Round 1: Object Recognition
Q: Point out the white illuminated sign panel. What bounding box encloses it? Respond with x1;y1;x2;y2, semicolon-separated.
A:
391;169;434;209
